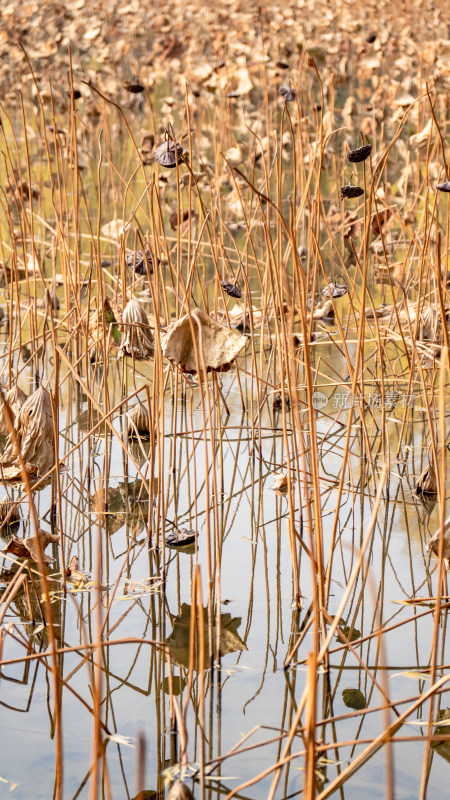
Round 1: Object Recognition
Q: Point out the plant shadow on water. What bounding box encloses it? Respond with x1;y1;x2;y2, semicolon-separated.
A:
0;1;450;799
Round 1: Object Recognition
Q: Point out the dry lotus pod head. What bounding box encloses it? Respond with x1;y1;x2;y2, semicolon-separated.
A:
166;780;195;800
154;137;184;168
437;182;450;193
0;496;20;540
128;401;151;437
125;248;157;277
322;281;348;298
340;185;364;200
279;86;296;101
0;384;28;435
160;308;247;375
220;280;241;298
346;143;372;163
0;386;55;477
415;462;437;496
118;298;154;360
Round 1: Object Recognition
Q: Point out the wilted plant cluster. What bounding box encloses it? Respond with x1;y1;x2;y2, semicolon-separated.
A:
0;0;450;798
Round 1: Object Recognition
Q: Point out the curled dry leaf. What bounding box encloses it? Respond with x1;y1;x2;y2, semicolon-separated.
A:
166;780;195;800
65;555;89;582
322;282;347;298
312;299;334;319
4;528;59;564
127;401;151;437
220;280;241;299
415;462;437;496
101;218;129;240
125;247;158;277
437;182;450;193
218;303;262;333
0;385;28;435
0;386;55;478
271;473;288;492
165;528;197;547
161;308;246;375
118;297;154;360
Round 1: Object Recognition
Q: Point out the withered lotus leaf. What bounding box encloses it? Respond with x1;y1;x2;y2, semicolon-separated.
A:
415;462;437;496
0;386;55;477
65;555;89;582
128;401;151;437
4;528;58;564
165;528;197;547
161;308;246;374
0;385;28;435
118;298;154;360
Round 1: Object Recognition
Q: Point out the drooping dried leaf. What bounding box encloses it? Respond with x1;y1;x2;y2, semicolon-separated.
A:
128;401;151;437
273;394;290;411
322;282;347;298
102;218;129;240
220;280;241;298
165;528;197;548
169;209;198;230
0;386;55;478
279;85;296;101
312;299;334;319
218;303;262;333
415;463;437;496
118;297;154;360
161;308;246;375
65;555;89;582
4;529;58;564
154;139;184;168
125;248;158;277
0;385;28;435
340;185;364;200
437;182;450;193
124;80;145;93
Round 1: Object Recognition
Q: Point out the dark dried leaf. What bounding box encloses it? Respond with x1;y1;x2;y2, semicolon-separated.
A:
340;185;364;200
124;80;145;93
220;280;242;298
346;143;372;163
322;282;348;298
165;528;197;548
273;393;290;411
279;85;296;101
154;140;184;168
125;248;157;277
169;209;198;230
437;182;450;193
